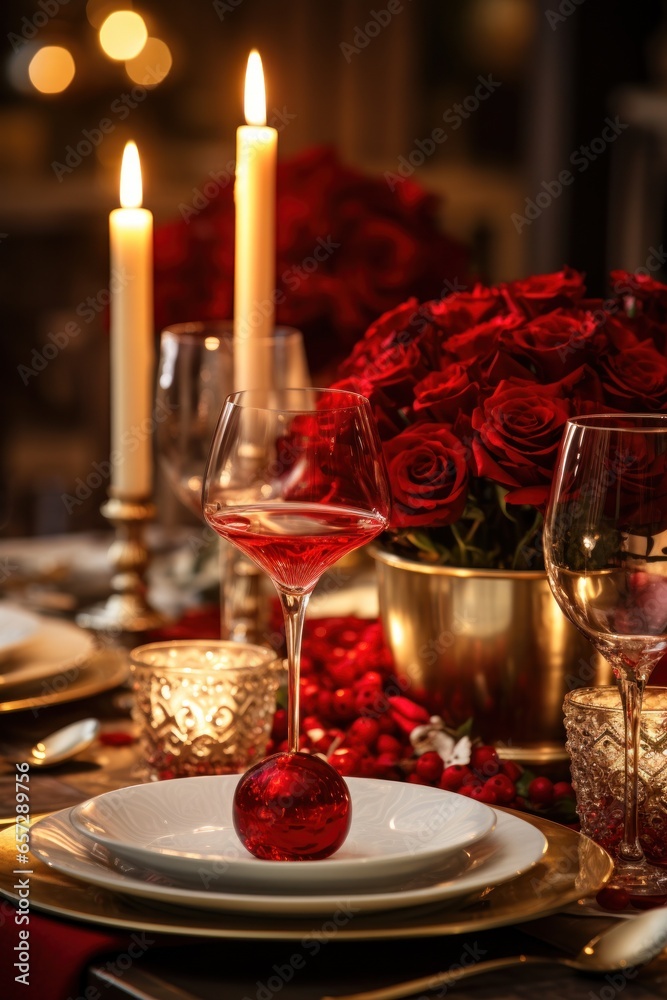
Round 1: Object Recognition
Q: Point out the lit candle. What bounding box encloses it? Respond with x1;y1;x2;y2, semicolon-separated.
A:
233;50;277;391
109;141;154;497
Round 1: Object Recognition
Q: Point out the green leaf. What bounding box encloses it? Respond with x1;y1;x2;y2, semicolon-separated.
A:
455;718;474;740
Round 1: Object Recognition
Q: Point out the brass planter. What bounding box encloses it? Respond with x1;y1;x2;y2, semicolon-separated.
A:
372;547;612;764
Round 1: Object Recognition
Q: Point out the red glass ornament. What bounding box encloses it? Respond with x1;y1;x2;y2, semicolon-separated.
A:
233;752;352;861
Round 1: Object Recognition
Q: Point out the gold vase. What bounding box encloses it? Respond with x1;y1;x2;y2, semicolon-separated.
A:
372;547;612;765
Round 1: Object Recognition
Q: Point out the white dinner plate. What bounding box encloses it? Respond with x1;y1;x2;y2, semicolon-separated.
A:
70;775;497;891
30;806;547;917
0;616;95;688
0;602;40;659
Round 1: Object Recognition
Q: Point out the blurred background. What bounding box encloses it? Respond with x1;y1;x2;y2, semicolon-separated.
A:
0;0;665;538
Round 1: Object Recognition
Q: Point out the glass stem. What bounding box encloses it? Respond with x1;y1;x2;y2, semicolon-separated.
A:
278;590;311;754
618;674;646;863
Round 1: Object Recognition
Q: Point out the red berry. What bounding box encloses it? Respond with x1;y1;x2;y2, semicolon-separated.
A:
462;772;482;789
500;760;522;782
355;687;383;716
300;683;320;715
513;795;526;809
99;731;134;746
469;785;497;804
376;713;397;735
302;715;322;733
553;781;574;801
483;775;515;804
328;747;361;776
355;670;384;691
407;773;432;786
415;751;444;783
471;746;499;776
528;777;554;806
271;708;288;741
596;887;630;911
347;717;380;748
375;750;400;767
328;660;358;688
439;765;469;792
377;734;402;757
331;688;356;721
357;754;377;778
316;690;333;718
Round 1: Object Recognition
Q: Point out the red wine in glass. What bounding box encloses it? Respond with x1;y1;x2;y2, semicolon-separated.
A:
208;503;387;593
203;389;390;861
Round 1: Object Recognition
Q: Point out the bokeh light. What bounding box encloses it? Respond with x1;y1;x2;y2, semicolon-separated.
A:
86;0;133;30
99;11;147;61
28;46;76;94
125;37;172;87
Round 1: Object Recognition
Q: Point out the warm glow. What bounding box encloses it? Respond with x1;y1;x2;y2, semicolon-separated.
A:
205;336;220;351
125;37;172;86
244;50;266;126
100;10;147;61
120;141;142;208
28;46;75;94
86;0;133;29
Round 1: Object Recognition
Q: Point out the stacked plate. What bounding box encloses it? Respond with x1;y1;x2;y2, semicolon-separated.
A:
0;601;127;711
30;775;548;917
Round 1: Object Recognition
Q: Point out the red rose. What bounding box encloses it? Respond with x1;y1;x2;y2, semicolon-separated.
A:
413;365;478;421
502;268;586;317
342;299;424;376
425;285;508;335
500;309;608;380
601;343;667;412
383;424;469;528
471;378;573;508
611;270;667;320
442;314;524;363
154;147;469;374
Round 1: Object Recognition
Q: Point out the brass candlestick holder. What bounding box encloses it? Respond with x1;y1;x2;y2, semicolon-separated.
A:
77;495;165;636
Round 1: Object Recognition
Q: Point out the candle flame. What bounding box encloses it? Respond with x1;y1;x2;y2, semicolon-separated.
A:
244;50;266;126
120;140;143;208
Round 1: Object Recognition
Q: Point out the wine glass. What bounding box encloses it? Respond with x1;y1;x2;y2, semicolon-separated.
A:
155;322;308;516
202;387;390;860
155;322;308;640
544;413;667;896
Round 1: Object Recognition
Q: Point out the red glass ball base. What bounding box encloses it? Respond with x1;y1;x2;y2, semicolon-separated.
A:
233;751;352;860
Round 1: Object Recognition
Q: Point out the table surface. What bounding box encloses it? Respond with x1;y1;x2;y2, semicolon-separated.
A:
0;534;666;999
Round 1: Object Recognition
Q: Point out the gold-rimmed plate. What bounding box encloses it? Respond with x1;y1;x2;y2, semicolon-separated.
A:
0;648;128;713
0;810;612;939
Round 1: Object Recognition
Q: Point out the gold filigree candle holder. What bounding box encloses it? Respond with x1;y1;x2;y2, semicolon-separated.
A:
564;686;667;865
76;495;165;635
129;639;279;780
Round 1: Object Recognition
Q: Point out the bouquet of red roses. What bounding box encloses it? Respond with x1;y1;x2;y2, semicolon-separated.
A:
333;268;667;569
154;146;468;375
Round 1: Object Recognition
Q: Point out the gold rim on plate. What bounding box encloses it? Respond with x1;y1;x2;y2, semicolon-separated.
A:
0;810;612;940
0;648;128;713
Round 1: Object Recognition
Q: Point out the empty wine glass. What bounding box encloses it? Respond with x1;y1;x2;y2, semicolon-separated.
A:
545;414;667;896
202;387;390;860
155;322;308;640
